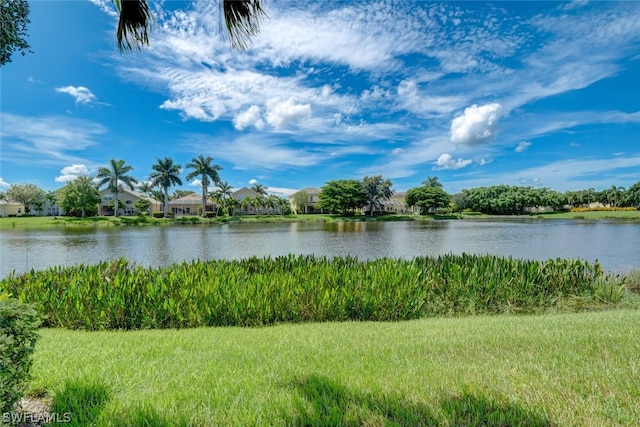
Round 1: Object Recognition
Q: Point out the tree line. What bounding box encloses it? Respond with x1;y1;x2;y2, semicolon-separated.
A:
0;156;286;218
2;167;640;218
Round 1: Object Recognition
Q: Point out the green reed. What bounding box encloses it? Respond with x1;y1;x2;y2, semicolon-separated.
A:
0;254;609;330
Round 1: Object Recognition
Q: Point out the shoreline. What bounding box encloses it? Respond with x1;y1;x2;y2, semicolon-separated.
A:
1;209;639;230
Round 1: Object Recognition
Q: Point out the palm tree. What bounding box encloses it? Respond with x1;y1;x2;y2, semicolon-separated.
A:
149;157;183;218
137;181;154;196
208;191;222;217
186;155;222;218
44;191;57;215
96;158;138;217
251;182;268;196
114;0;266;52
240;196;253;215
422;176;443;188
215;181;234;216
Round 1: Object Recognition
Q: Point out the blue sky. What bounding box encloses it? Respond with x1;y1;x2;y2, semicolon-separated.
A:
1;0;639;196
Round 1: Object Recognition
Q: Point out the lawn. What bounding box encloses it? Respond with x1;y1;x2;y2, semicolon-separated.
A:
533;210;640;220
28;310;640;426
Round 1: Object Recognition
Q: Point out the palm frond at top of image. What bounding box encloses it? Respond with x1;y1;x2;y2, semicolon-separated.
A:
114;0;151;52
222;0;267;50
113;0;267;52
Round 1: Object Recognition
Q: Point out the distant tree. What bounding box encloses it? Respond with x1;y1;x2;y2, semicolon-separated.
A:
422;176;443;188
362;175;393;216
622;181;640;208
171;189;196;199
319;180;366;216
96;159;138;217
44;191;57;215
0;192;5;200
5;183;45;214
451;192;471;212
226;198;240;216
186;155;222;218
133;198;151;215
208;190;223;216
606;185;625;208
251;183;268;196
292;190;309;214
149;157;183;218
405;186;450;214
61;176;100;217
136;181;154;195
1;0;32;66
215;181;234;215
240;195;253;215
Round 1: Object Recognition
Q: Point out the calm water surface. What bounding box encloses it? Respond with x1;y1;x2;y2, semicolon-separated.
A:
1;219;638;278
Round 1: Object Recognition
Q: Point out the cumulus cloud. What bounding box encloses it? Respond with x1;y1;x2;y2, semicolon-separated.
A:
266;98;312;129
189;179;202;187
450;103;502;146
55;86;98;105
515;141;532;152
234;105;264;130
0;178;10;189
248;179;258;185
55;164;91;183
436;153;473;170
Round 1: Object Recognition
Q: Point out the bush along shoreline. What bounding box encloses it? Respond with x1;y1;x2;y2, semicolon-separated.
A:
2;254;631;331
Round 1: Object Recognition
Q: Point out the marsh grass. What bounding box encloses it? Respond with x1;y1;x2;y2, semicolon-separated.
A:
1;254;613;330
27;310;640;426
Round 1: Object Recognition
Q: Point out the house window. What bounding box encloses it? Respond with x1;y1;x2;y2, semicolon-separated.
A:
126;200;133;204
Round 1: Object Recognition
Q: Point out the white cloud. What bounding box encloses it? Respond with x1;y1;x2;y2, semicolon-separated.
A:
55;165;90;183
55;86;98;105
265;98;312;129
0;113;104;166
234;105;264;130
190;179;202;187
248;179;258;185
450;103;502;146
88;0;118;17
515;141;532;153
184;133;323;171
436;153;473;170
0;178;10;189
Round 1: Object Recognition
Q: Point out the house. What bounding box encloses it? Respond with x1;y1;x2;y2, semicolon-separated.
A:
99;188;161;216
168;193;214;216
231;187;262;215
289;188;323;214
381;192;409;214
0;200;24;217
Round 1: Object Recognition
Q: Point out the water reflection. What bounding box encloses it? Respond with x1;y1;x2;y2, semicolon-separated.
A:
1;219;638;277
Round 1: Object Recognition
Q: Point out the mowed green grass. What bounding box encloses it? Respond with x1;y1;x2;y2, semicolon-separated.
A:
535;210;640;220
29;310;640;426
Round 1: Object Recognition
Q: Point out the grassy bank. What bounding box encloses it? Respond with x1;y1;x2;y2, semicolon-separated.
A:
27;310;640;426
2;254;627;330
0;214;420;230
533;210;640;220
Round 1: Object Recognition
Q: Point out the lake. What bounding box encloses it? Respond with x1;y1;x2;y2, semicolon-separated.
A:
0;219;638;278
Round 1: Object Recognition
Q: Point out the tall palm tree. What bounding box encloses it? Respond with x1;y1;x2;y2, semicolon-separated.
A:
114;0;266;52
422;176;443;188
251;182;268;196
216;181;234;216
137;181;154;196
186;155;222;218
149;157;183;218
96;158;138;217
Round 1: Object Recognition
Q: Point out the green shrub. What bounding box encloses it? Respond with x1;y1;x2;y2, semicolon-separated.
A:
0;255;607;330
152;212;165;218
0;295;44;415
